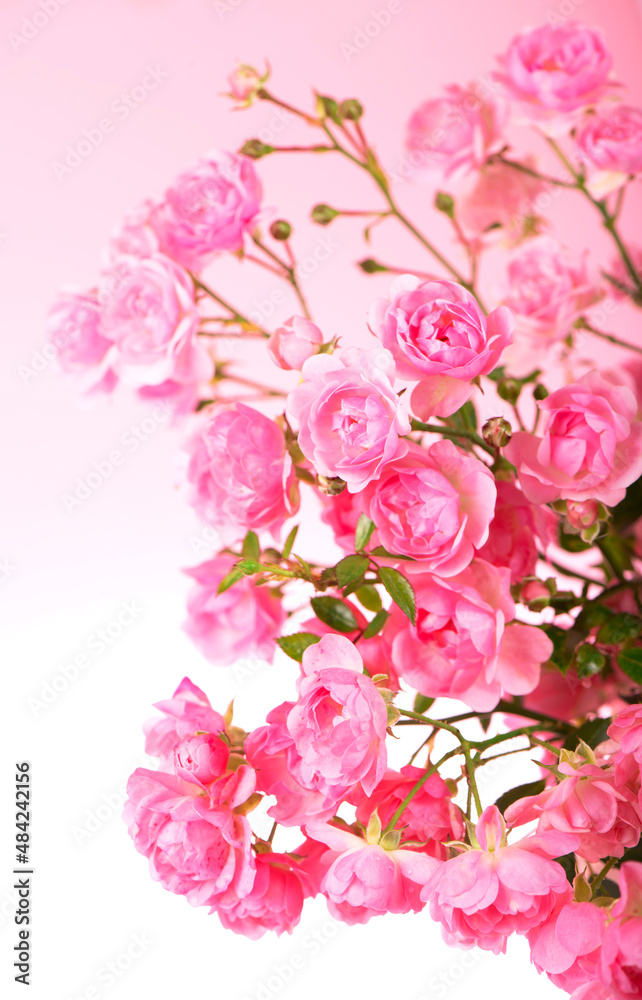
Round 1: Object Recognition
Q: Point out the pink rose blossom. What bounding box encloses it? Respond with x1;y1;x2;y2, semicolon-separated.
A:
576;105;642;195
369;276;513;419
405;83;507;178
306;822;440;915
361;440;496;574
319;488;372;553
389;559;553;711
505;756;641;863
505;370;642;507
609;704;642;767
150;151;262;271
214;852;306;939
143;677;226;767
599;862;642;1000
99;253;213;389
301;607;399;691
106;199;159;262
268;316;324;371
46;290;116;394
523;666;626;725
173;733;230;790
287;347;410;492
495;23;619;124
477;479;556;583
185;402;298;541
458;159;547;248
528;898;606;994
184;556;285;666
286;634;388;796
422;806;576;954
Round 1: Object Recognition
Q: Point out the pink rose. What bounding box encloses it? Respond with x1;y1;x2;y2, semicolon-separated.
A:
369;277;513;419
505;756;641;863
173;733;230;790
496;22;619;123
46;290;116;394
576;105;642;193
143;677;226;767
458;159;547;248
477;478;556;583
268;316;324;371
361;440;496;574
184;555;285;666
505;371;642;506
523;666;625;725
319;488;372;553
124;767;256;907
185;403;298;541
214;852;306;939
599;862;642;1000
528;898;606;995
422;806;575;954
301;606;399;691
99;253;213;389
150;151;261;271
306;822;440;915
608;704;642;767
287;347;410;492
105;199;159;262
389;559;553;711
405;83;507;177
286;634;388;795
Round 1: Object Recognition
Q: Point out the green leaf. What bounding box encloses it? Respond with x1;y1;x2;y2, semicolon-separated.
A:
379;566;416;624
276;633;321;662
362;609;390;639
310;596;358;633
217;567;244;594
282;525;299;560
293;555;314;581
557;526;592;553
413;693;434;715
242;531;260;562
554;852;577;886
355;584;382;613
370;546;414;561
597;613;642;646
495;779;546;815
449;400;478;432
564;716;611;751
618;646;642;684
336;554;370;588
542;623;579;675
575;643;607;678
355;514;376;551
575;604;613;632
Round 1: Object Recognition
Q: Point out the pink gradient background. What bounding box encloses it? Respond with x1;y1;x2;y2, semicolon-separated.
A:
2;2;642;998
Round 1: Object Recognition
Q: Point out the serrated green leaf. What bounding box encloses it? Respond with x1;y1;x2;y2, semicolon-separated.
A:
413;693;434;715
242;530;260;562
597;613;642;646
282;525;298;560
217;567;244;594
310;596;358;633
575;643;607;678
495;779;546;815
276;632;321;662
370;546;414;561
362;609;390;639
618;646;642;683
356;584;382;613
355;514;376;551
336;554;370;588
379;566;416;623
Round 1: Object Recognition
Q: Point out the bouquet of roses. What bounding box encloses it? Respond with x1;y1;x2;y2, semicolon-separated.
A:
50;19;642;999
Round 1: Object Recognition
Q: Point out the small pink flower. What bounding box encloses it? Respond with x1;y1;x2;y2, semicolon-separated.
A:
361;440;496;574
184;556;285;666
214;852;306;939
505;756;641;863
389;559;553;711
287;347;410;493
46;290;116;394
185;403;298;541
495;22;619;124
301;607;399;692
458;159;547;247
576;105;642;192
608;704;642;767
319;488;372;553
105;199;159;261
306;822;440;915
286;635;388;795
505;370;642;507
422;806;576;954
599;862;642;1000
150;151;262;271
528;898;605;994
405;83;507;177
143;677;226;767
477;478;556;583
99;253;213;389
369;276;512;419
268;315;324;371
173;733;230;790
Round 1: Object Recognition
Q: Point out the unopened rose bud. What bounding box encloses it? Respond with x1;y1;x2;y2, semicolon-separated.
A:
533;384;549;401
227;63;269;105
173;733;230;788
317;475;347;496
359;258;389;274
482;416;512;449
435;191;455;218
311;203;339;226
268;316;324;371
339;99;363;121
521;577;553;611
566;500;600;531
270;219;292;241
497;379;522;404
240;139;273;159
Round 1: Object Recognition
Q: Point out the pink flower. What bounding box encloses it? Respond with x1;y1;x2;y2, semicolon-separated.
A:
46;290;116;394
576;105;642;193
306;822;440;915
505;756;641;863
214;852;306;939
106;199;159;261
319;488;372;553
150;151;262;271
245;701;345;828
608;704;642;767
143;677;226;767
286;634;388;795
523;666;625;725
226;64;268;106
599;862;642;1000
268;316;324;371
301;607;399;691
405;83;507;178
505;371;642;507
369;276;513;419
287;347;410;493
352;766;465;859
477;478;556;583
124;767;256;907
184;556;285;666
422;806;575;954
361;440;496;573
458;159;547;248
528;898;606;994
99;253;213;389
389;559;553;711
495;22;619;124
185;403;298;541
173;733;230;790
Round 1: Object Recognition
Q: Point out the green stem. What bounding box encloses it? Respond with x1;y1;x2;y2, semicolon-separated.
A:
591;856;617;896
578;320;642;357
410;419;495;456
383;748;462;834
191;275;265;333
251;235;312;320
496;154;576;189
493;700;574;733
548;560;603;587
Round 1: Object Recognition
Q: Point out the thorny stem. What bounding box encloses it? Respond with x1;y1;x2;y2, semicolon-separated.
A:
251;235;312;320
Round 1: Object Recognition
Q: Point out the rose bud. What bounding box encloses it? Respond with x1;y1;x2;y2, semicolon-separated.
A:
566;500;600;531
173;733;230;788
520;578;553;612
482;416;512;449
